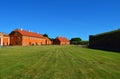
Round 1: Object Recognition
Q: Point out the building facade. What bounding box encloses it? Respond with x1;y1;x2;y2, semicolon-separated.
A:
0;32;10;46
53;37;70;45
44;37;52;45
9;29;52;46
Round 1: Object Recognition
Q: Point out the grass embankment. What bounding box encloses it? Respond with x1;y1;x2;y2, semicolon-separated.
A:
0;46;120;79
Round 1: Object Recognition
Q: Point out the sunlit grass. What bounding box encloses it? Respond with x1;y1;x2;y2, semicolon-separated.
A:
0;45;120;79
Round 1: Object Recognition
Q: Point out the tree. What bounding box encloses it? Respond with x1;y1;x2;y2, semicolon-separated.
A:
43;34;49;38
79;41;89;45
50;38;54;41
43;34;55;41
70;37;82;45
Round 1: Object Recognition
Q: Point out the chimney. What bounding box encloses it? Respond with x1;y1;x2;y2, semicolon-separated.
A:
20;28;23;31
37;32;39;34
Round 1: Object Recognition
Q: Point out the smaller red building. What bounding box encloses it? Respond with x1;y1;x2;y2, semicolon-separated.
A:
53;37;70;45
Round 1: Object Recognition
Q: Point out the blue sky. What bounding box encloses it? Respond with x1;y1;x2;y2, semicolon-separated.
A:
0;0;120;40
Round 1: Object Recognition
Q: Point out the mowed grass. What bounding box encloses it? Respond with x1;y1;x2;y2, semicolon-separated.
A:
0;46;120;79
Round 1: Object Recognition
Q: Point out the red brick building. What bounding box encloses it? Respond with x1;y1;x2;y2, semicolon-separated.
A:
44;37;52;45
9;29;52;46
53;37;70;45
0;32;10;46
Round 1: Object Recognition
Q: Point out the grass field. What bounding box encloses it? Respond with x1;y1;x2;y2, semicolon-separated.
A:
0;46;120;79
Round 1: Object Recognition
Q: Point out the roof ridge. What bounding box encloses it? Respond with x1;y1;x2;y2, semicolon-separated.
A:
13;29;44;38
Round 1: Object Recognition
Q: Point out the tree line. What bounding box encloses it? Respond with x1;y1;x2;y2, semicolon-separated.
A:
43;34;89;45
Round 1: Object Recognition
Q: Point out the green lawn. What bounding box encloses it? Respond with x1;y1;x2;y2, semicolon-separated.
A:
0;46;120;79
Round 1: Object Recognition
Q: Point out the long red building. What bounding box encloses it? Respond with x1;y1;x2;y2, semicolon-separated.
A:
9;29;52;46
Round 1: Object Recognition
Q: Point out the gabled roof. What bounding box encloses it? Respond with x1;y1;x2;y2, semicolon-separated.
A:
56;37;69;42
11;29;44;38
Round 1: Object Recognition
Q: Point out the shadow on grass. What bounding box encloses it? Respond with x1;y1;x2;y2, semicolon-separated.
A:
88;46;120;53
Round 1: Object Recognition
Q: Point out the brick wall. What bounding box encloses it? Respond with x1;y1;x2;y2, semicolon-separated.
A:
22;36;46;46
